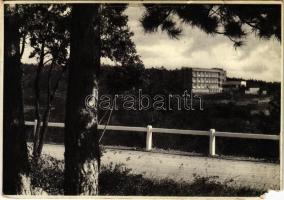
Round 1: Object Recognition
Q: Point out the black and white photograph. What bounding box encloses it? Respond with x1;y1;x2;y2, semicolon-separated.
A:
1;0;283;197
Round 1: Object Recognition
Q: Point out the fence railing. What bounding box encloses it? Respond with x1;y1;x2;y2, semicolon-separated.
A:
25;120;279;156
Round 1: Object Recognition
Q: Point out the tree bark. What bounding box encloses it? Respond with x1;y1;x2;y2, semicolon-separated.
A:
3;6;30;194
64;4;101;195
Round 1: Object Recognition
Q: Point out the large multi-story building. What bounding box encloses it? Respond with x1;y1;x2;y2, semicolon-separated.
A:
191;68;226;94
148;67;227;94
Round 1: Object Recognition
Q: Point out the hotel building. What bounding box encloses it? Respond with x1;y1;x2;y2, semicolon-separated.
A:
191;68;226;94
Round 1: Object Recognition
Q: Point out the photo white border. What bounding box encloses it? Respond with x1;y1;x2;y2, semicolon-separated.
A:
0;0;283;199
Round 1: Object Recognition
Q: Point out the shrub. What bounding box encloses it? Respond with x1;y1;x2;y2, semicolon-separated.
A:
29;152;64;195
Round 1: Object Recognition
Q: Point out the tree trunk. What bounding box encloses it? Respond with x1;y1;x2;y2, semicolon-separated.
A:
33;61;67;161
64;4;101;195
35;63;54;160
32;41;45;161
3;6;30;194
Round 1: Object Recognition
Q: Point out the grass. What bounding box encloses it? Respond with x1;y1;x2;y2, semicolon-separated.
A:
99;163;264;196
29;153;266;196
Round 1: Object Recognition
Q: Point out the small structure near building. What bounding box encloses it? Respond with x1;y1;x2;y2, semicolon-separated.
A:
245;87;260;95
250;109;270;116
257;97;271;104
223;80;246;93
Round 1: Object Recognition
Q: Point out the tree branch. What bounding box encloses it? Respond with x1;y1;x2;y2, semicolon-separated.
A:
20;33;27;59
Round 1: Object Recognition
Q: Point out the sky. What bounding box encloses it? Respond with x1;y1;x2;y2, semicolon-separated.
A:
124;5;282;82
21;5;282;82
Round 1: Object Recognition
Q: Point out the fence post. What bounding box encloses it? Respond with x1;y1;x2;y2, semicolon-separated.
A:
33;119;38;137
209;129;216;156
146;125;153;151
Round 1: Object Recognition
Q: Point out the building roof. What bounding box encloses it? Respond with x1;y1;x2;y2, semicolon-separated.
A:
192;67;226;73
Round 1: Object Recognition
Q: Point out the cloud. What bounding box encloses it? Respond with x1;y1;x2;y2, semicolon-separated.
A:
21;5;282;82
125;5;282;82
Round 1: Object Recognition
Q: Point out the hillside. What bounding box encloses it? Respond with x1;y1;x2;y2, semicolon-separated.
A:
22;64;280;160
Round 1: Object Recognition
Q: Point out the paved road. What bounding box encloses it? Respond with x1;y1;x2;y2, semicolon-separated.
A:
42;144;279;190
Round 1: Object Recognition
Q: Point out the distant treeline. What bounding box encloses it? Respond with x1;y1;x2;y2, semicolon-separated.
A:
22;64;280;160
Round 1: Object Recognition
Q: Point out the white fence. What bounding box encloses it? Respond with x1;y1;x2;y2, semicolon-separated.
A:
25;120;279;156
